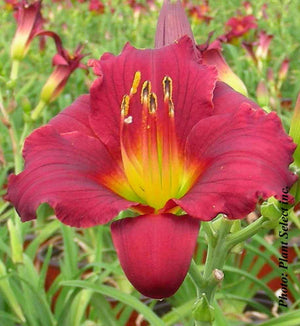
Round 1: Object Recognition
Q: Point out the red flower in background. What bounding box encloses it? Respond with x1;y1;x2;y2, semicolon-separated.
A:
6;0;296;299
242;30;273;70
4;0;19;10
278;58;289;81
156;1;247;95
10;0;44;60
183;0;212;24
220;14;257;44
127;0;156;16
33;31;87;109
198;37;248;95
89;0;105;14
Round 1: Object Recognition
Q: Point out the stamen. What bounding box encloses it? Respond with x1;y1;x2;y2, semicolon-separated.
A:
149;93;157;113
141;81;151;105
163;76;173;100
121;95;130;116
124;116;133;124
130;71;141;95
168;99;175;117
119;74;198;211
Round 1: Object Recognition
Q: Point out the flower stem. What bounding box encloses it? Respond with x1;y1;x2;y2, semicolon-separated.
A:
31;100;46;120
225;216;267;249
20;121;31;146
189;259;205;296
191;218;233;325
195;322;211;326
201;219;232;301
10;60;20;82
0;96;22;173
191;214;278;325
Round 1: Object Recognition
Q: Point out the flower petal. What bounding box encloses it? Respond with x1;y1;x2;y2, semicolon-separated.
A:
6;125;134;227
212;81;260;115
111;213;200;299
200;41;248;96
49;94;95;136
176;105;296;220
90;36;217;156
52;53;69;66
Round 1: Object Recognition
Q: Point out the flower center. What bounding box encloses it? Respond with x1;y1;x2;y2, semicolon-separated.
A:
119;72;197;211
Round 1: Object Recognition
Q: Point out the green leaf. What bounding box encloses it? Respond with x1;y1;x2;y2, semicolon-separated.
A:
7;218;23;264
162;299;195;326
14;255;56;326
61;280;165;326
0;260;25;323
258;310;300;326
68;289;93;326
91;293;121;326
25;219;60;259
212;301;230;326
0;310;22;323
223;266;278;303
61;225;79;278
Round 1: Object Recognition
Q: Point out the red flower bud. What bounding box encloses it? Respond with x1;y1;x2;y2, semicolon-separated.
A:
10;0;44;61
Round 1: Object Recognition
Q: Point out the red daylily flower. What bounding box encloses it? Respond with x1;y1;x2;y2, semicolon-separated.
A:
242;30;273;70
278;58;289;82
127;0;146;16
10;0;44;60
183;0;212;24
6;1;296;299
36;31;87;105
4;0;19;10
198;38;248;96
89;0;105;14
256;30;273;61
220;14;257;44
127;0;155;16
243;1;252;14
256;80;269;107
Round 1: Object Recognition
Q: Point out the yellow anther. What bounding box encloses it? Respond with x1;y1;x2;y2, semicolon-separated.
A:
163;76;173;100
141;81;151;105
149;93;157;113
121;95;130;116
168;99;175;117
130;71;141;95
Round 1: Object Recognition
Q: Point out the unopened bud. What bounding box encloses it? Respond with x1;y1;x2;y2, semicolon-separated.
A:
21;97;31;115
192;294;215;322
213;269;224;282
256;80;269;107
261;197;282;221
278;58;289;81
